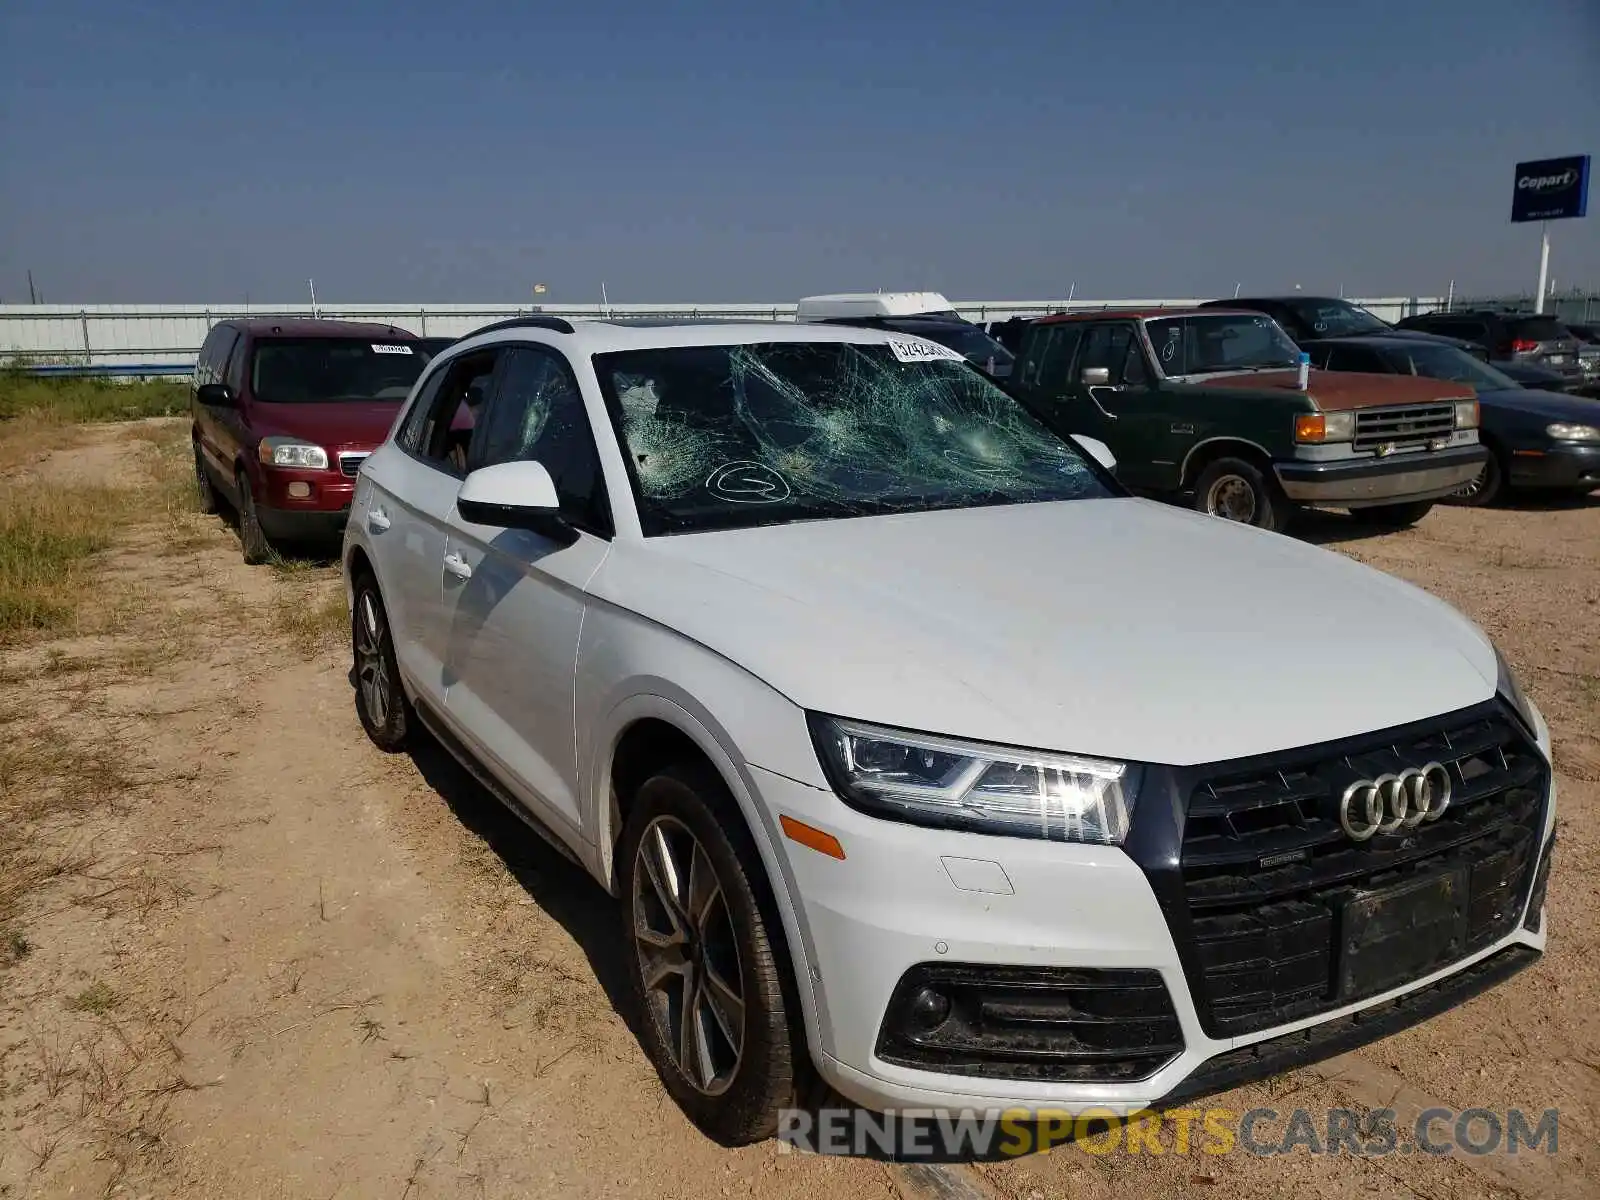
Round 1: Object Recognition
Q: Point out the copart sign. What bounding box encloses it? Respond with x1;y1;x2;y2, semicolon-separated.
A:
1510;154;1590;223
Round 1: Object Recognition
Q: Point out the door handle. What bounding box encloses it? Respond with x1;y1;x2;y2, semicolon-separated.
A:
443;552;473;581
368;507;391;533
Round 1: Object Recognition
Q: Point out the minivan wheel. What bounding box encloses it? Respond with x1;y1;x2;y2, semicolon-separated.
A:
620;764;796;1145
351;573;411;751
1192;457;1291;532
193;441;219;514
235;468;272;564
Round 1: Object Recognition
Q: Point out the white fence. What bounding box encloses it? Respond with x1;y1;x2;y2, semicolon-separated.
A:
0;297;1445;369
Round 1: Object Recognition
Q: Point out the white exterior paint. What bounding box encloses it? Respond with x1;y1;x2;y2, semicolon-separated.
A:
343;318;1552;1120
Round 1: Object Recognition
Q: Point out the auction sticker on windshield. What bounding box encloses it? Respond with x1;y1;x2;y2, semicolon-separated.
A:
371;344;414;355
886;338;964;364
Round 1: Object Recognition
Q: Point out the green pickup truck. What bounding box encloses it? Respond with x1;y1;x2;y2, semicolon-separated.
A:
1008;308;1487;531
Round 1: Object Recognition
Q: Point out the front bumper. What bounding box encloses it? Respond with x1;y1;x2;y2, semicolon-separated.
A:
759;703;1553;1116
1274;444;1486;507
252;463;361;543
1506;441;1600;491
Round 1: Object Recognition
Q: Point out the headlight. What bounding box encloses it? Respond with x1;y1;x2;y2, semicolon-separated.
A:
1494;646;1539;740
258;437;330;469
807;715;1136;845
1546;422;1600;442
1293;411;1355;443
1454;399;1479;429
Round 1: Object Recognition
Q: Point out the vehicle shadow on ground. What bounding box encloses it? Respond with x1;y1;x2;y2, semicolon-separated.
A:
401;730;643;1045
1296;491;1599;547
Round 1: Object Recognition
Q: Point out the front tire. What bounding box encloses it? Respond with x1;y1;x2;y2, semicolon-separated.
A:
1192;456;1293;532
619;763;797;1145
351;573;412;751
1349;499;1434;527
1448;450;1505;507
236;468;272;564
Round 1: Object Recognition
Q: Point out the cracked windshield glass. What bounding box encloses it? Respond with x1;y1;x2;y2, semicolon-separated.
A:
593;339;1111;534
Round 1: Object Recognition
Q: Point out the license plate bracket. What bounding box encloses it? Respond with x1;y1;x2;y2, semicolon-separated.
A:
1337;867;1469;1001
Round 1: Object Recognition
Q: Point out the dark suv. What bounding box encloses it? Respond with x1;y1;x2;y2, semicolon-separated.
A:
810;314;1016;379
1396;310;1587;392
191;319;429;562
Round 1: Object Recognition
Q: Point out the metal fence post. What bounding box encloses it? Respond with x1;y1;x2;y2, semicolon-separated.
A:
80;310;90;362
420;307;428;335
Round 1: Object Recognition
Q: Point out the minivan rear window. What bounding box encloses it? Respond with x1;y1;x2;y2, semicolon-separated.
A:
250;338;428;404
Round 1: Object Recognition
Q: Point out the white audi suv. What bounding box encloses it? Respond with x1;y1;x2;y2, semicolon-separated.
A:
341;316;1555;1145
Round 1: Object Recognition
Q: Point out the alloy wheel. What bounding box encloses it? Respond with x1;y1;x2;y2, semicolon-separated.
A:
632;815;746;1096
354;590;392;729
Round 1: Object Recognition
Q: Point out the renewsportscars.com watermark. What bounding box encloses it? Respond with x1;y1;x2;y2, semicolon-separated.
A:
778;1106;1561;1159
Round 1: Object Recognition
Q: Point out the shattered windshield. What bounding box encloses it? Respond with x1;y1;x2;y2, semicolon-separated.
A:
593;340;1112;536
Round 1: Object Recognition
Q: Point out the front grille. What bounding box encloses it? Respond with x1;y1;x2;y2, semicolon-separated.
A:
1352;403;1456;452
1170;703;1546;1038
875;963;1183;1082
338;452;370;478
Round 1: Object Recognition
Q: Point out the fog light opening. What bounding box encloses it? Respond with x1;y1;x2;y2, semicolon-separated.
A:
286;481;312;499
908;986;951;1034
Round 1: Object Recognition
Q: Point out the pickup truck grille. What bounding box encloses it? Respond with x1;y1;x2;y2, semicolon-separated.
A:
338;452;370;478
1171;703;1546;1038
1352;404;1456;453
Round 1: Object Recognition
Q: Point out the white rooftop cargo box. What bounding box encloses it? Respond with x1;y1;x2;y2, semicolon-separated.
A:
794;292;960;322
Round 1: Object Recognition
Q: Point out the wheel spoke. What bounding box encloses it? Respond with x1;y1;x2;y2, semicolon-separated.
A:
701;961;744;1051
640;944;688;991
686;842;720;933
678;971;707;1085
643;826;688;931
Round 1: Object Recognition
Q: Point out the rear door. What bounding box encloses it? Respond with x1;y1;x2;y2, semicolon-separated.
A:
1068;321;1174;489
360;347;503;707
440;343;612;840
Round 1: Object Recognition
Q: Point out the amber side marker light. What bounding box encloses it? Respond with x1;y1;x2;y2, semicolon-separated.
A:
1294;413;1327;443
780;815;846;860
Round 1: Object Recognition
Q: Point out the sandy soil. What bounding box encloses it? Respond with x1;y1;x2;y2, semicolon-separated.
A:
1;423;1595;1199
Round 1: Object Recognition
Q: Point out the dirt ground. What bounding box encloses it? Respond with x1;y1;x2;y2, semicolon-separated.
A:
1;420;1595;1200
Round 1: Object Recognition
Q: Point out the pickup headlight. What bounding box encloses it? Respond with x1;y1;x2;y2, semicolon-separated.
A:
1546;422;1600;442
258;437;330;469
1455;399;1479;429
808;715;1136;845
1293;411;1355;443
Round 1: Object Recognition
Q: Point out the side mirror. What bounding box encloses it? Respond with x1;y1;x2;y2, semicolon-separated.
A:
196;383;235;407
456;460;575;541
1081;367;1112;387
1074;435;1117;474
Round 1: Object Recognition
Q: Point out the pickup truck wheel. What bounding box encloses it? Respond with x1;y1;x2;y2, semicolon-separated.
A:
351;573;412;751
193;442;219;514
1447;450;1504;507
1349;500;1434;527
235;468;273;565
1193;457;1291;532
620;763;796;1145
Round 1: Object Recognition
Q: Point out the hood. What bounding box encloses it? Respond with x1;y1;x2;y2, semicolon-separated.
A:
1477;387;1600;423
591;499;1497;767
1196;368;1469;411
249;400;405;450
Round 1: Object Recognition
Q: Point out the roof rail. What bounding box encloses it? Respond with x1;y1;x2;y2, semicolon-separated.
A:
465;315;576;337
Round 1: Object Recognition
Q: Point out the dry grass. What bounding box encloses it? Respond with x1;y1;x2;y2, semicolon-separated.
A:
0;485;127;641
0;371;187;424
273;577;348;658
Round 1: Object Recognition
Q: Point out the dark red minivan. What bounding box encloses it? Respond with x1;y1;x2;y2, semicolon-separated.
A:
191;319;433;561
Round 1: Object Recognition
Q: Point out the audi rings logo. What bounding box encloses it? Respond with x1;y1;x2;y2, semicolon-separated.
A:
1338;763;1453;841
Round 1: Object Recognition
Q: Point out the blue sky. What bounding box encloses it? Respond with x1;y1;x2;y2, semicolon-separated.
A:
2;0;1597;304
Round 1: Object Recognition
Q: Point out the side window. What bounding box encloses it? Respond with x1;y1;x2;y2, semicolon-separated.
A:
1037;325;1084;391
1121;334;1150;386
396;365;450;453
474;346;609;533
403;350;500;477
224;331;248;392
194;326;227;386
1305;343;1335;369
1078;324;1138;383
